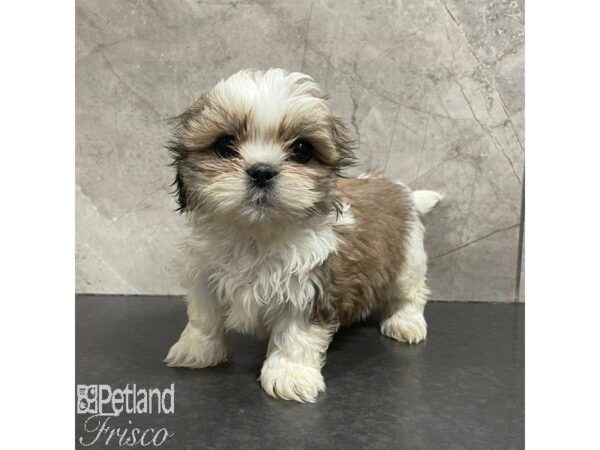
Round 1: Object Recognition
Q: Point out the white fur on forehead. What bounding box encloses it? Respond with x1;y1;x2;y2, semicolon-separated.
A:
212;69;328;132
215;69;322;101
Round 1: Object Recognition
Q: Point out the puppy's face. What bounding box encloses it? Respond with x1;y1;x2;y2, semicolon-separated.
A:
169;69;354;226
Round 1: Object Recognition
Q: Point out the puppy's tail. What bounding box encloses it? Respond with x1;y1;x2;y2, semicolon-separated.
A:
412;190;443;215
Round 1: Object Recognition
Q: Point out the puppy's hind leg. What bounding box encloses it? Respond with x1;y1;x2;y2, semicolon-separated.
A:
164;280;229;368
380;220;429;344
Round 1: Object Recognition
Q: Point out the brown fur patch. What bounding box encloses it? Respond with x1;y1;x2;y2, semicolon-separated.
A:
312;177;415;326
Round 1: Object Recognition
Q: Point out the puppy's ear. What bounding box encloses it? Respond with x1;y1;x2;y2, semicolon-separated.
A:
166;96;206;213
166;140;189;214
329;116;357;173
172;158;188;213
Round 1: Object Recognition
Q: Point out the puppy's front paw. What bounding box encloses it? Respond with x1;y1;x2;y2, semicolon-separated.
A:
380;310;427;344
164;326;228;369
259;356;325;403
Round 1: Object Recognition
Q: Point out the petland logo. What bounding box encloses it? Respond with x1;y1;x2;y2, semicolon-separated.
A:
76;384;175;447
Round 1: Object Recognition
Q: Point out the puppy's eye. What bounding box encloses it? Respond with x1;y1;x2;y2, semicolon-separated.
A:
289;140;313;164
214;136;238;159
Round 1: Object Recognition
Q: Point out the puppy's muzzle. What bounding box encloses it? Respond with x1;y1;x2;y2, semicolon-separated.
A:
247;163;278;188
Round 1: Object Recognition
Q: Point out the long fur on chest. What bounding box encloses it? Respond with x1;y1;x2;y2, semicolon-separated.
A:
178;214;344;334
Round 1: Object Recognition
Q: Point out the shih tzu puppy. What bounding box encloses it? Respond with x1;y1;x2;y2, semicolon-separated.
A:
164;68;441;402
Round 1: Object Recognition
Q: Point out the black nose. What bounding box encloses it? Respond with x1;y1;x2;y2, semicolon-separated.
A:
247;163;278;187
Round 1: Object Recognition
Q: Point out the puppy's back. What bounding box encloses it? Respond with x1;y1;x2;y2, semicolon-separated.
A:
318;177;417;325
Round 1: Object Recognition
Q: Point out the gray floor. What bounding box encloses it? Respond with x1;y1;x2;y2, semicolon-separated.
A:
76;295;524;449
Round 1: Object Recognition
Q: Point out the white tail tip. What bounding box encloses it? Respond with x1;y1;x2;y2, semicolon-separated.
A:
412;190;443;215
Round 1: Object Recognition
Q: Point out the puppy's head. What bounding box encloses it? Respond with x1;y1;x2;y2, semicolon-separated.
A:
168;69;355;226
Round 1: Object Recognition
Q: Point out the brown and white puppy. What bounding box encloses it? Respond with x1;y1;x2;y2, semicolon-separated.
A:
164;69;442;402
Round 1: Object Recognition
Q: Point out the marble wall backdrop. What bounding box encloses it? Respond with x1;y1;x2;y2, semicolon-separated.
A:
76;0;524;301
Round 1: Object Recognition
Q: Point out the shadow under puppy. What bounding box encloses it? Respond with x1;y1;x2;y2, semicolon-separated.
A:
164;69;442;402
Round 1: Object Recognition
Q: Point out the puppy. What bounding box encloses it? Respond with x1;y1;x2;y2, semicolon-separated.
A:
164;69;441;402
